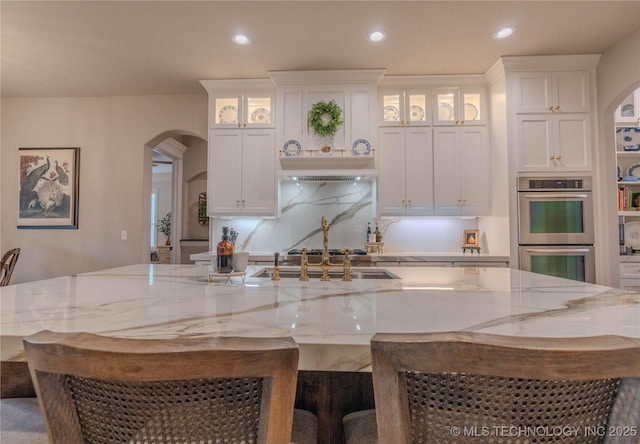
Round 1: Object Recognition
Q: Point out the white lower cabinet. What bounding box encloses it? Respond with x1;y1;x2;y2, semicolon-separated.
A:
208;129;276;216
378;127;434;216
433;126;489;216
619;262;640;291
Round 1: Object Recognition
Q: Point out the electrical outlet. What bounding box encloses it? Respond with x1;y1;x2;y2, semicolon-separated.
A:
121;230;127;240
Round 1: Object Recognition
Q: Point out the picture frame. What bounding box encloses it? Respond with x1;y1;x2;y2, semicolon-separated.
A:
18;147;80;229
462;229;480;249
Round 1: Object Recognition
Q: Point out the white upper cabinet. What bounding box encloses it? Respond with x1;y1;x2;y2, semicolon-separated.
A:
514;71;590;114
615;88;640;125
270;70;383;162
516;114;592;172
433;126;489;215
378;127;434;216
201;80;276;129
208;129;276;216
432;88;486;126
379;89;431;126
503;55;600;174
210;92;275;128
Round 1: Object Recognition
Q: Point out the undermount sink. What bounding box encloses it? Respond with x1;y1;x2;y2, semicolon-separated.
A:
251;267;400;280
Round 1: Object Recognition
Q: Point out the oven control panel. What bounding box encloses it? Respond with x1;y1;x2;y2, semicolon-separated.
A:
518;177;591;191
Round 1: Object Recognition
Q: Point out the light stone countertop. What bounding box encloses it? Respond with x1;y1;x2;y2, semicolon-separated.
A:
1;264;638;371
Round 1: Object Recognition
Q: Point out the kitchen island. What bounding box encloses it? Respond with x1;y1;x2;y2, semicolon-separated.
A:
2;264;639;443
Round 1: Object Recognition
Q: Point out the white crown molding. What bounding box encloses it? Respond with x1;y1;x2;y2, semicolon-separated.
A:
199;78;275;93
483;58;505;87
500;54;602;72
379;74;487;88
269;69;386;86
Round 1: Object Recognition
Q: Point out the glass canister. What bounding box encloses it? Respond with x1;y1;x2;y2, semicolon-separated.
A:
216;227;234;273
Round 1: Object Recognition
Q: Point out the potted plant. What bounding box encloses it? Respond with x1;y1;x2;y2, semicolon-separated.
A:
157;212;171;245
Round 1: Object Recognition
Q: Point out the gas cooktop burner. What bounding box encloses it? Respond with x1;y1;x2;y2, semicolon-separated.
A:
287;249;367;256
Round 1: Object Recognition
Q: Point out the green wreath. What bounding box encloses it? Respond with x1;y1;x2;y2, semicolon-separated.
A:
308;100;343;136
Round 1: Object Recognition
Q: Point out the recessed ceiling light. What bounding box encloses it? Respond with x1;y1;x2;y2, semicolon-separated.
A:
368;31;386;42
232;34;251;45
494;26;515;39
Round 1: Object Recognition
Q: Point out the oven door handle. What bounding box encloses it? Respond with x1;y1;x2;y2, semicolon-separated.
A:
523;193;589;199
524;248;591;253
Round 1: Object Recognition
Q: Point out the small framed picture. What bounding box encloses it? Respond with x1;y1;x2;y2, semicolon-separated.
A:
18;147;80;229
463;229;480;248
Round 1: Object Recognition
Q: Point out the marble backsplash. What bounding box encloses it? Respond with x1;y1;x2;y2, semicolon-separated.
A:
209;181;494;254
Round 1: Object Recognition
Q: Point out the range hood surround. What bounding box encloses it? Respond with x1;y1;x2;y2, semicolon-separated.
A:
271;69;383;182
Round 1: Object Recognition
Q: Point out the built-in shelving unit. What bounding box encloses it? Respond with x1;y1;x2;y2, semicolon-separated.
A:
614;87;640;290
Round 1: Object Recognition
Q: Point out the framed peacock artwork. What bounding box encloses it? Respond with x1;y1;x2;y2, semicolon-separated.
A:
18;147;80;229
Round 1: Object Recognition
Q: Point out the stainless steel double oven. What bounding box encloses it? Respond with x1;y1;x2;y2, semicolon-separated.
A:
517;177;595;283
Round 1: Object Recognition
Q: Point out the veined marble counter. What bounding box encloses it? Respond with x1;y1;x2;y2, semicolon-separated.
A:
1;264;638;372
191;251;510;265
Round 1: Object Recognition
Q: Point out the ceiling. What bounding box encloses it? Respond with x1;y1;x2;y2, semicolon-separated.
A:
2;1;639;98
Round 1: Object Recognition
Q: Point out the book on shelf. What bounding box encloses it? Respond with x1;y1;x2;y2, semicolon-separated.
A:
618;186;640;211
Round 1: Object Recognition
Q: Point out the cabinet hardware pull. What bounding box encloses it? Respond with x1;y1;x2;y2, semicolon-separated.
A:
237;123;241;128
523;193;588;199
525;248;590;253
243;123;247;128
407;199;412;204
554;106;560;111
455;120;459;125
548;106;554;111
460;120;465;125
236;200;241;206
550;156;556;160
556;154;561;160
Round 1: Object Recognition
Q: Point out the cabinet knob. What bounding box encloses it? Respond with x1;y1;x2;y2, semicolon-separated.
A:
407;199;412;204
556;155;561;160
550;156;556;160
242;199;246;206
455;120;460;125
236;200;241;206
548;106;554;111
460;120;465;125
554;106;560;111
243;123;247;128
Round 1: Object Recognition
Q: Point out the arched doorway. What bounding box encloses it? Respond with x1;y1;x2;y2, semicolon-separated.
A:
143;131;208;264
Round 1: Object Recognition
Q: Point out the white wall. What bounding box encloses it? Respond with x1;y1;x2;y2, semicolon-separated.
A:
595;29;640;287
1;94;207;283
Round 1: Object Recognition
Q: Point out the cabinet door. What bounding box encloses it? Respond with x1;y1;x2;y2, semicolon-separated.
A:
378;128;408;215
514;72;553;113
209;130;243;214
350;88;375;148
460;89;485;125
379;90;404;126
404;128;434;215
554;71;590;113
433;90;458;125
554;114;591;171
615;88;640;124
241;130;276;215
517;116;554;172
405;91;430;126
244;93;275;128
433;127;462;215
460;127;489;215
212;94;242;127
279;90;304;154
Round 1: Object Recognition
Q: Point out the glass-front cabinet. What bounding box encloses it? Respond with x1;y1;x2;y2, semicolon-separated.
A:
379;89;430;126
212;92;274;128
433;88;485;126
615;88;640;125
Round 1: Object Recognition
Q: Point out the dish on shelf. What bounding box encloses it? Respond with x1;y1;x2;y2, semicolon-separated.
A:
624;221;640;250
438;103;454;120
464;103;479;120
409;105;425;121
218;105;238;124
621;104;635;118
282;139;301;157
383;105;399;122
616;127;640;151
250;107;270;124
628;163;640;178
352;139;371;156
